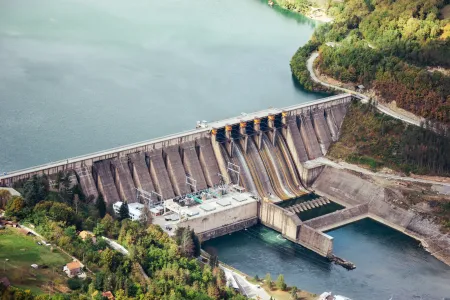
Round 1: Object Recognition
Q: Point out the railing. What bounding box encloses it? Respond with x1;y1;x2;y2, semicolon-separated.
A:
1;93;353;182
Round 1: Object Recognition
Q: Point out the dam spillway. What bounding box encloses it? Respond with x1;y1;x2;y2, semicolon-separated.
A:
3;93;444;266
0;94;355;258
0;94;352;202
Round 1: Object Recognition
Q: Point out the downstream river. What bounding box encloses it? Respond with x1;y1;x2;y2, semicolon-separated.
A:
203;219;450;300
0;0;322;172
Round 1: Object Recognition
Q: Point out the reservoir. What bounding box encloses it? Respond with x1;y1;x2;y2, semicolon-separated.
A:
1;0;449;298
203;219;450;300
0;0;322;172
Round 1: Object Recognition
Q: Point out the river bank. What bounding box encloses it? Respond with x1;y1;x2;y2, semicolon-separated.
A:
269;0;333;23
203;221;450;300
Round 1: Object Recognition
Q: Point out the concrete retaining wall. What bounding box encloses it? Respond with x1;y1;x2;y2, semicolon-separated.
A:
164;146;190;196
94;160;120;204
75;167;99;200
312;166;385;207
129;153;155;194
197;217;258;241
311;109;332;155
111;158;136;203
368;199;415;229
298;225;333;257
259;201;301;241
197;137;221;187
304;204;369;231
299;114;322;160
180;200;258;237
181;141;208;191
299;163;325;187
147;149;175;200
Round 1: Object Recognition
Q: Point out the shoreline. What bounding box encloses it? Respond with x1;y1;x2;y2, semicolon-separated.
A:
270;0;333;23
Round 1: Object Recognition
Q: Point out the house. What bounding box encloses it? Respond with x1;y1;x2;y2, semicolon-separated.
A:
0;277;10;288
63;261;82;277
0;219;19;228
102;291;115;300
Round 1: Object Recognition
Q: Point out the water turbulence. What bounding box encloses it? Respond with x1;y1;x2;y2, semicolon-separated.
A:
259;133;296;199
240;139;277;200
230;143;258;195
276;133;306;193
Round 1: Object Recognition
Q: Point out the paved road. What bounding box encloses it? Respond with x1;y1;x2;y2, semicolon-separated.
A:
102;237;129;255
307;52;422;127
315;157;450;187
222;266;271;300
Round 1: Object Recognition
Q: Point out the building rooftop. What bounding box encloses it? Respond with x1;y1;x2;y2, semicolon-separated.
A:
66;261;82;271
165;191;257;222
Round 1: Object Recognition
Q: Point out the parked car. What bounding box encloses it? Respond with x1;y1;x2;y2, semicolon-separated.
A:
36;242;42;245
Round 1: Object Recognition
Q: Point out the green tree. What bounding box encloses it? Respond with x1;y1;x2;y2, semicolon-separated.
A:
265;273;273;290
209;254;219;269
118;202;130;221
93;222;105;236
191;229;201;257
179;227;194;257
276;274;287;291
0;189;11;209
290;285;299;299
96;195;106;218
23;175;48;206
67;278;82;290
5;196;26;218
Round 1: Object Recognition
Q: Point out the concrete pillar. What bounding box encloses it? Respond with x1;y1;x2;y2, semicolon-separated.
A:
267;114;277;145
210;129;231;184
225;124;234;157
253;118;262;149
281;111;288;138
239;121;248;153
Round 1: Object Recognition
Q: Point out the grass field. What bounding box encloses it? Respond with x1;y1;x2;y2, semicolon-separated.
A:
0;227;71;294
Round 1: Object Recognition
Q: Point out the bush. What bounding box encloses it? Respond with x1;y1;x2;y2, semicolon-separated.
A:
67;278;82;290
276;274;287;291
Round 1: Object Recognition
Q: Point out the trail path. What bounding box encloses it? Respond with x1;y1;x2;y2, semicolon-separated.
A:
307;52;422;126
314;157;450;188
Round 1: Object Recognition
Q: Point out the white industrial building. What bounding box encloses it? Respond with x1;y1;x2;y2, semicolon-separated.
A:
113;202;145;221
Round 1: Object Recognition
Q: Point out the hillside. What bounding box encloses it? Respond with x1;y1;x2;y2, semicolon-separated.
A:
291;0;450;123
328;101;450;176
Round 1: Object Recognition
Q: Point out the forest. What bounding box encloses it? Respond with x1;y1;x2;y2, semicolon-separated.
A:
291;0;450;123
0;176;246;300
329;100;450;176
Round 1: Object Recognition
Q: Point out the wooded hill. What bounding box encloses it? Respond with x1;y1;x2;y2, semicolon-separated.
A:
291;0;450;123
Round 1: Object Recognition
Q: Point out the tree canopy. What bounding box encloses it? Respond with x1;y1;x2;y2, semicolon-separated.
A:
291;0;450;123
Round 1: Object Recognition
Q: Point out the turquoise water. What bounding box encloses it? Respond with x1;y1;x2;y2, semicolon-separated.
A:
0;0;324;172
203;219;450;300
278;194;345;221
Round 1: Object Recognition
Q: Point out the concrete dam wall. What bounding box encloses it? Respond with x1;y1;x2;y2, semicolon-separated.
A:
0;94;352;206
259;200;334;257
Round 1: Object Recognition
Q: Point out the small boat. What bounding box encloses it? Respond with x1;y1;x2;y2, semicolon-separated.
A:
268;0;274;7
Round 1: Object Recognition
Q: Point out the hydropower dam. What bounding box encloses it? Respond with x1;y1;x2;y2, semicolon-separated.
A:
1;93;448;266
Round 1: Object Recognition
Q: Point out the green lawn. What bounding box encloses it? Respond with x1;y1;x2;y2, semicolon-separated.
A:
0;227;71;294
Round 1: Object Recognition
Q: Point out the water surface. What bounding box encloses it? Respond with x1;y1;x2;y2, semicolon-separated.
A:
203;219;450;300
0;0;322;171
